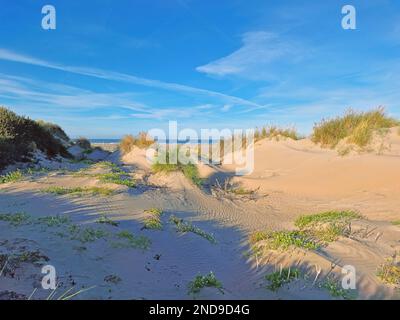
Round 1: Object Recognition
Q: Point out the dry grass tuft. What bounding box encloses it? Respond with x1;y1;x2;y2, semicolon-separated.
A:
120;132;154;155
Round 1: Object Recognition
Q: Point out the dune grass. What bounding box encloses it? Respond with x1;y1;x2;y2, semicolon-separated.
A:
96;172;136;188
143;208;163;230
120;132;154;155
67;224;109;243
97;215;119;227
312;108;399;148
391;221;400;226
0;170;24;184
255;126;302;142
377;257;400;286
152;149;203;186
114;230;151;250
42;186;114;196
295;211;361;229
169;215;216;244
265;268;300;291
188;272;223;295
0;212;31;226
250;230;319;251
37;215;71;227
320;277;356;300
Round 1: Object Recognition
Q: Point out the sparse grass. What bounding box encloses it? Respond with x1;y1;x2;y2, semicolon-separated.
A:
377;257;400;286
143;208;163;230
97;215;119;227
42;186;114;196
0;212;31;226
68;225;109;243
96;172;135;188
250;230;319;251
295;210;361;229
170;215;216;244
37;215;70;227
152;149;203;186
320;277;356;300
0;170;24;184
255;126;302;142
391;220;400;226
312;108;400;148
188;272;223;295
114;230;151;250
265;268;300;291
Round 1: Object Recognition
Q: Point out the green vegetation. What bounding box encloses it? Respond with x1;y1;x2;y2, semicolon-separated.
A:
0;107;70;170
42;186;114;196
250;230;319;250
312;108;399;148
143;208;163;230
170;215;216;244
0;170;24;184
265;268;300;291
97;215;119;227
188;272;223;295
68;225;109;243
0;212;31;226
37;215;70;227
152;149;203;186
114;230;151;250
295;211;361;229
391;221;400;226
96;172;135;188
377;257;400;286
320;277;356;300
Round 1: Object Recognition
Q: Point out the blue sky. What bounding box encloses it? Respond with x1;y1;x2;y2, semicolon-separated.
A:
0;0;399;138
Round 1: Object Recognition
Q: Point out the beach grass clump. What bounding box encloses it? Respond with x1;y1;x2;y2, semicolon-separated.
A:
42;186;114;196
265;268;300;291
188;272;223;295
152;149;203;187
114;230;151;250
255;126;302;142
169;215;216;244
377;257;400;286
294;211;361;243
0;212;32;226
97;172;136;188
120;132;154;155
37;215;71;227
320;277;356;300
143;208;163;230
97;215;119;227
251;230;319;251
0;170;24;184
312;108;399;148
68;224;109;243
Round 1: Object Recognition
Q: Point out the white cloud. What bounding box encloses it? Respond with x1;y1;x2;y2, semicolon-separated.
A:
196;31;302;79
0;48;265;109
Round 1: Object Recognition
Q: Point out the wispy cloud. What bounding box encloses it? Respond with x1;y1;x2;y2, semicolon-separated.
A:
0;48;265;109
196;31;304;80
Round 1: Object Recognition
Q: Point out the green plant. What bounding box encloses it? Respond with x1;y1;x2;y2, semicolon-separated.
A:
42;186;114;196
0;170;24;184
391;221;400;226
188;272;223;295
265;268;300;291
114;230;151;250
97;215;119;227
377;257;400;286
295;211;361;229
37;215;71;227
250;230;319;251
97;172;135;188
169;215;216;244
68;225;109;243
0;212;31;226
320;277;356;300
143;208;163;230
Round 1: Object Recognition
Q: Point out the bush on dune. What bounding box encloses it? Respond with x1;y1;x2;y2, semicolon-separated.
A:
0;107;70;170
120;132;154;155
312;108;399;148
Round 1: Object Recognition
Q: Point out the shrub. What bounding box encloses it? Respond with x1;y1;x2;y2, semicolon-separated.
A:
312;108;399;148
188;272;223;295
119;132;154;155
36;120;70;144
265;268;300;291
0;107;69;169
